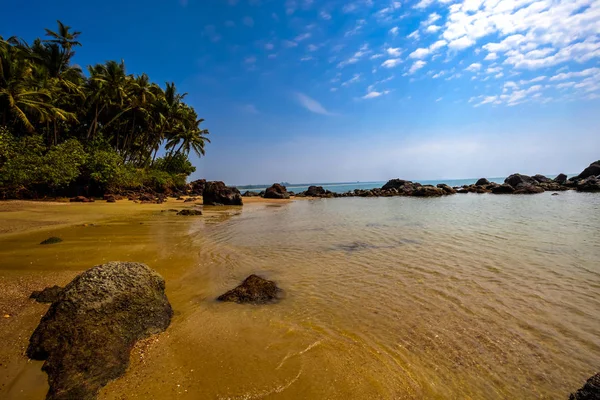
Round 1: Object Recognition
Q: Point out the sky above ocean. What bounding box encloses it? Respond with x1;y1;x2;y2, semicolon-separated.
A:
2;0;599;185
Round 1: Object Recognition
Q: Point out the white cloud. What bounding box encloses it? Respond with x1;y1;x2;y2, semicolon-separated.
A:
295;33;311;42
389;27;399;36
320;10;332;20
436;97;443;102
362;90;390;99
381;59;402;68
484;52;498;61
294;92;334;115
409;48;430;59
387;47;402;57
407;30;420;40
465;62;481;72
342;73;361;86
429;40;447;51
283;40;298;48
426;25;441;33
408;60;426;74
370;53;384;59
549;67;600;81
414;0;435;9
448;36;475;50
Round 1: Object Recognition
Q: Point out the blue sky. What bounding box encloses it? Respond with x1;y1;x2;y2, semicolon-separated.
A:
2;0;599;184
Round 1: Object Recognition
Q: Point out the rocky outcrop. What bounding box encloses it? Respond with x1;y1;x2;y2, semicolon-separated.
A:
437;183;457;195
27;262;173;400
203;181;243;206
305;186;326;196
413;185;445;197
554;173;568;184
475;178;490;186
576;161;600;180
264;183;290;199
188;179;206;195
177;209;202;216
570;373;600;400
513;183;545;194
505;174;537;188
533;174;551;183
30;286;63;304
577;176;600;192
491;184;515;194
40;237;63;245
382;179;412;191
217;274;283;304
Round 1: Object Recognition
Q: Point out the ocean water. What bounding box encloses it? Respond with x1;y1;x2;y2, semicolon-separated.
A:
238;178;506;194
2;192;599;399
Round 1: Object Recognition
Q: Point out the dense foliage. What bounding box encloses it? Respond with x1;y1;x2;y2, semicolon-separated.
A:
0;22;209;198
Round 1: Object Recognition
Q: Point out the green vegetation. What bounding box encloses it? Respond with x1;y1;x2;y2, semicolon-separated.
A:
0;21;209;198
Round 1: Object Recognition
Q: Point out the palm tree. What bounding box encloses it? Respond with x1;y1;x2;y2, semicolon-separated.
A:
44;21;81;57
166;117;210;159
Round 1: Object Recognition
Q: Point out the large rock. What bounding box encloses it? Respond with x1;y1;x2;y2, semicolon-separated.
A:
264;183;290;199
189;179;206;195
554;173;568;184
570;373;600;400
26;262;173;400
382;179;412;190
505;174;538;188
491;184;515;194
576;161;600;180
413;185;445;197
513;183;544;194
577;176;600;192
217;274;282;304
436;183;457;195
203;181;243;206
533;174;551;183
305;186;326;197
475;178;490;186
70;196;94;203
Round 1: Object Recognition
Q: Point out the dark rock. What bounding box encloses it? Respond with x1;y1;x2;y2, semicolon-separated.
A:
475;178;490;186
533;174;551;183
264;183;290;199
288;191;295;196
203;181;243;206
189;179;206;195
513;183;545;194
491;184;515;194
576;161;600;180
577;176;600;192
436;183;457;195
552;193;559;196
505;174;537;188
184;197;198;203
69;196;94;203
413;185;445;197
305;186;326;197
26;262;172;400
30;286;63;304
217;274;282;304
40;237;63;245
105;195;116;203
177;209;202;216
570;373;600;400
554;173;568;184
382;179;412;190
243;191;259;197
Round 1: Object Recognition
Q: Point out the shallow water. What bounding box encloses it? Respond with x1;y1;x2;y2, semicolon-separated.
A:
1;192;600;399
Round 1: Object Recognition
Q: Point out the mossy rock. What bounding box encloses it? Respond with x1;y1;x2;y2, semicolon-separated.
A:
40;237;63;245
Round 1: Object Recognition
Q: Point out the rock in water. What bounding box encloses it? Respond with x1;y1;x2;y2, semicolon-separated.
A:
305;185;326;197
504;173;538;188
26;262;173;400
570;373;600;400
30;286;63;303
177;209;202;216
203;181;243;206
554;173;568;184
217;274;282;304
475;178;490;186
264;183;290;199
576;160;600;180
40;237;63;245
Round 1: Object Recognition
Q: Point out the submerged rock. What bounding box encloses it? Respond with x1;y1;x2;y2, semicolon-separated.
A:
570;373;600;400
27;262;173;400
40;237;63;245
30;286;63;303
264;183;290;199
217;274;282;304
177;209;202;216
203;181;243;206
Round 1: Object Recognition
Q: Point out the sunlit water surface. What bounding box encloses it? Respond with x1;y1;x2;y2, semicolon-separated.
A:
1;192;599;399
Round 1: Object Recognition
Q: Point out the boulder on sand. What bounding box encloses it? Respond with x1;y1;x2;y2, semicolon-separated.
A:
263;183;290;199
26;262;173;400
203;181;243;206
569;372;600;400
305;186;326;197
30;286;63;304
217;274;283;304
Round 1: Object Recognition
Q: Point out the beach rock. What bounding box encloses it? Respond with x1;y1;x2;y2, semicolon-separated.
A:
217;274;282;304
491;184;515;194
70;196;94;203
382;179;412;191
513;183;545;194
203;181;243;206
533;174;551;183
576;160;600;180
243;191;259;197
569;373;600;400
105;195;116;203
264;183;290;199
26;261;173;400
30;286;63;304
184;197;198;203
475;178;490;186
189;179;206;195
305;186;326;197
505;174;537;188
554;173;568;184
413;185;445;197
577;176;600;192
177;209;202;216
40;237;63;245
436;183;457;195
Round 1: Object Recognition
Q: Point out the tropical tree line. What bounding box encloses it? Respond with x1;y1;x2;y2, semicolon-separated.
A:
0;21;209;198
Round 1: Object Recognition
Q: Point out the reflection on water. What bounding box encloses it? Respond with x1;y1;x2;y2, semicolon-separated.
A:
2;192;600;399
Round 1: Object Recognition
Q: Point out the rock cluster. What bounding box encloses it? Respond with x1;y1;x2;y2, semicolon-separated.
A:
27;262;172;400
263;183;290;199
203;181;243;206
